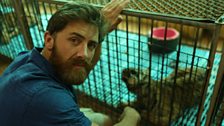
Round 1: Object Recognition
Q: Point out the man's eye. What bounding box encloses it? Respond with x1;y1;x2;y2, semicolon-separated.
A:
88;42;98;50
69;37;80;44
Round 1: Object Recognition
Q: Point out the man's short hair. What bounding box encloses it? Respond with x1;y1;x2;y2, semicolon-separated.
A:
46;2;107;43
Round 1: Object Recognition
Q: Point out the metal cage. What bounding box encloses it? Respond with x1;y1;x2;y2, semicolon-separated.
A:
0;0;224;125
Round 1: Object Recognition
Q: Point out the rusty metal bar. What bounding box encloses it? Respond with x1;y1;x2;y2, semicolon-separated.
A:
195;24;222;126
38;0;219;29
205;24;224;126
11;0;33;50
38;0;66;5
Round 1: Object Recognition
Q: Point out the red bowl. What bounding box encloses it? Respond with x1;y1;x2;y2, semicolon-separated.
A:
148;27;179;54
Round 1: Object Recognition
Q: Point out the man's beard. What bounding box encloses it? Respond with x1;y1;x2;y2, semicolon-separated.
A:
49;46;92;85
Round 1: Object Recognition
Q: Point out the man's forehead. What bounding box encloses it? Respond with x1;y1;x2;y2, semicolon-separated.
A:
62;21;100;41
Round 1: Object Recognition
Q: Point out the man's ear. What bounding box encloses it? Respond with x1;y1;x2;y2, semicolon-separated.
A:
91;44;102;68
44;31;54;50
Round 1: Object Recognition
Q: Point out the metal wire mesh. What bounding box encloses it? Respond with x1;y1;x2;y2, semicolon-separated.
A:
80;0;224;23
130;0;224;22
75;0;224;23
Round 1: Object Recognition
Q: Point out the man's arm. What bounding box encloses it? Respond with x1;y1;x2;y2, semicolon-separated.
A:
90;0;130;69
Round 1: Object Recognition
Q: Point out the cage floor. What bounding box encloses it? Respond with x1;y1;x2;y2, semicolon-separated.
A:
0;15;222;125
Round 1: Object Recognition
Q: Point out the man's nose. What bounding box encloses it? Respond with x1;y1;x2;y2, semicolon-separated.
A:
77;43;88;58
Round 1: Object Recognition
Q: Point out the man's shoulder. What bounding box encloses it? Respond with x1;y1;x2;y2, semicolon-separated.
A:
1;50;30;75
31;85;76;108
0;62;64;97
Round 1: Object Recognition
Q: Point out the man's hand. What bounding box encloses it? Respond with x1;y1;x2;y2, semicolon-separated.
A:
91;0;130;70
101;0;130;32
119;106;141;122
115;106;141;126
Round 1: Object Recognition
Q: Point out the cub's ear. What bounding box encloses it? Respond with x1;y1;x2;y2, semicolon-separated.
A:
121;68;130;84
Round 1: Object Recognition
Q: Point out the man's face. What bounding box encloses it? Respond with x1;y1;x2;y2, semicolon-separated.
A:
48;20;99;85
